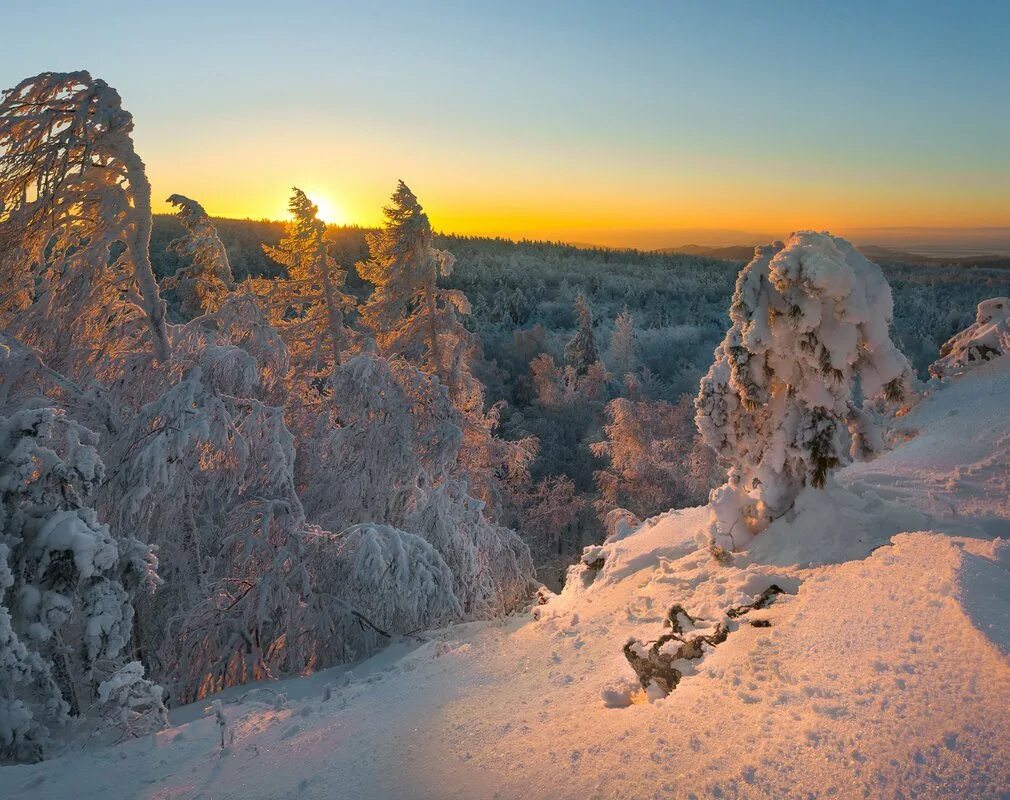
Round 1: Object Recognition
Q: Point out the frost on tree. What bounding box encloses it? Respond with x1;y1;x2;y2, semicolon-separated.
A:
256;188;353;382
0;408;160;762
163;194;234;318
359;181;468;377
0;72;170;376
695;232;913;551
593;391;718;521
303;523;461;664
358;181;536;523
302;351;536;618
565;293;599;376
99;354;314;703
604;307;641;386
929;297;1010;380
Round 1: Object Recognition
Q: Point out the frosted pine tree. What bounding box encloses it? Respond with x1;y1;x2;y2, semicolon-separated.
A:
163;194;234;318
0;407;160;762
0;72;170;374
358;182;536;522
605;307;641;384
695;232;913;551
256;188;353;381
565;293;599;375
358;181;468;377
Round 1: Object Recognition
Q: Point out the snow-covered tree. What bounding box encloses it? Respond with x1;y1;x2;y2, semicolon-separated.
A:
359;181;468;378
605;307;640;383
929;297;1010;380
0;72;169;371
695;232;913;551
359;182;535;523
565;293;599;375
299;351;445;532
593;393;717;521
303;523;462;665
162;194;234;318
256;188;353;380
300;351;535;617
0;407;158;762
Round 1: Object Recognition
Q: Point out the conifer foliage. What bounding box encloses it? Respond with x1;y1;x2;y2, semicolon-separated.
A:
0;404;161;762
258;188;354;380
565;293;599;375
695;232;914;551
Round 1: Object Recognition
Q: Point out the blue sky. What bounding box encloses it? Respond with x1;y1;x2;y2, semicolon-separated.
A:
2;1;1007;247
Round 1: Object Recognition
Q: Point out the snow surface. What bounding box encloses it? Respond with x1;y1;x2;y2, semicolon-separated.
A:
4;360;1010;799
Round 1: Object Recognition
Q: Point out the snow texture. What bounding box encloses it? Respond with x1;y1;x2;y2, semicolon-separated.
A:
696;232;914;550
5;350;1009;798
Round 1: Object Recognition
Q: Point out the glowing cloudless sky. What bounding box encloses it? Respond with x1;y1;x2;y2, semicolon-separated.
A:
3;1;1009;247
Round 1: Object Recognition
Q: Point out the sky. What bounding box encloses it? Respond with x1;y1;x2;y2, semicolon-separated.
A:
2;1;1009;249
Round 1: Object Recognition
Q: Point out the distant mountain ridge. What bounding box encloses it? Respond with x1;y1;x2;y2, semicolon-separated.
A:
656;242;1010;267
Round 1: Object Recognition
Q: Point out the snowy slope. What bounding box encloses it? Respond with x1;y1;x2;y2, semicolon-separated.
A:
4;363;1010;800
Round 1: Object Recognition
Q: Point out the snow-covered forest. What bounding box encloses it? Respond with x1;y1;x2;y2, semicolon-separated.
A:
2;70;1010;800
151;211;1010;577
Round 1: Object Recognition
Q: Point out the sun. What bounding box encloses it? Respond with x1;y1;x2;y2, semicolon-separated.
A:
307;193;347;226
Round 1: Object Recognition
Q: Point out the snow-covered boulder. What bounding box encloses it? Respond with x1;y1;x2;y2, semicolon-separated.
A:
930;297;1010;380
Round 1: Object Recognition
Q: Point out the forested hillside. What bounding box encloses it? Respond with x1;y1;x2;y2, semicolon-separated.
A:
150;215;1010;578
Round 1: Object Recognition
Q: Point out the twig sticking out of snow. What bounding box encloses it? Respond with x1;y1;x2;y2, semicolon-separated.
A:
623;586;785;697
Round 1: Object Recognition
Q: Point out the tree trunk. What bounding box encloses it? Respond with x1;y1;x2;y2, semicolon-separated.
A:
317;243;343;370
123;150;171;362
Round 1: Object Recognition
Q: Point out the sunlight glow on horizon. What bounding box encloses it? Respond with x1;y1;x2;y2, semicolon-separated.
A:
63;0;1006;251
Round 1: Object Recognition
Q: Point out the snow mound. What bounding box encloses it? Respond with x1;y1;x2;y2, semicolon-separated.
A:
931;297;1010;380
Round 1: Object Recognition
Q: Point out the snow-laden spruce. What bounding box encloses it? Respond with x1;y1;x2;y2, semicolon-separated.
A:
929;297;1010;380
0;405;162;762
696;232;913;551
254;188;353;382
163;194;235;317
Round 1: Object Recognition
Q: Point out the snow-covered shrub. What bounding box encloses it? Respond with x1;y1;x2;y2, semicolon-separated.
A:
94;661;167;742
602;508;641;542
304;523;461;664
405;479;535;617
929;297;1010;380
0;408;157;762
696;232;913;551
